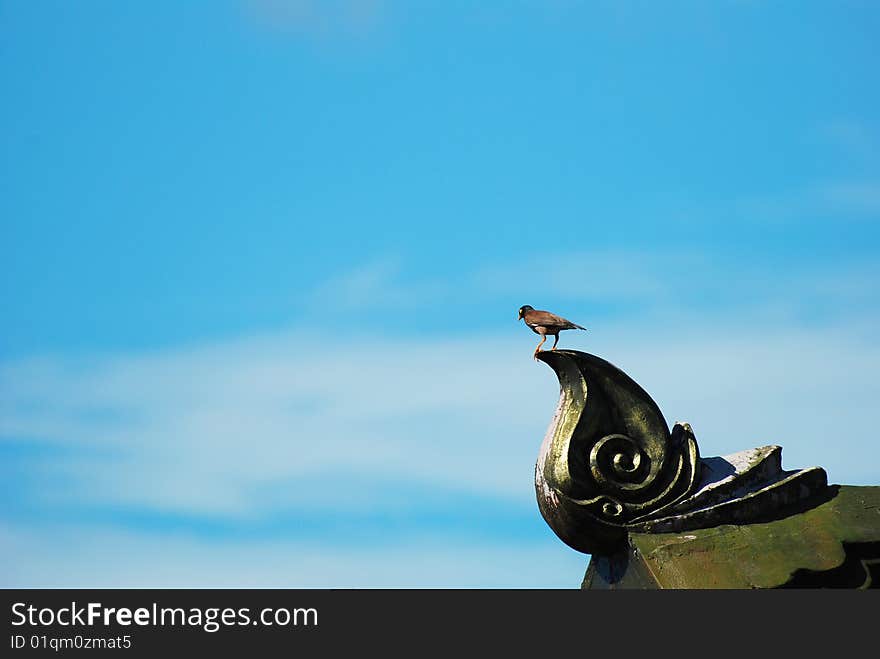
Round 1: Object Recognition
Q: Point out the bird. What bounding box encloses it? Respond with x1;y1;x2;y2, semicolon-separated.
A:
518;305;586;359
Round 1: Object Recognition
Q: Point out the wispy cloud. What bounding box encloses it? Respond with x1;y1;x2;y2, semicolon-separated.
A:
819;118;878;161
2;314;879;585
819;181;880;215
729;178;880;223
308;257;451;311
3;322;878;511
474;250;677;301
3;243;880;586
244;0;387;40
0;332;553;517
0;524;587;588
314;249;880;329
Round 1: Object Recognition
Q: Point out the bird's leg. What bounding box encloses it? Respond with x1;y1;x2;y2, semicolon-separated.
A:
551;334;560;351
533;335;547;360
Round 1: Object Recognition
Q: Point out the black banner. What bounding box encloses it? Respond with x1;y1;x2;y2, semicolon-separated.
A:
2;589;876;655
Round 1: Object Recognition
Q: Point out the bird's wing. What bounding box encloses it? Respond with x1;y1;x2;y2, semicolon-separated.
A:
527;310;585;329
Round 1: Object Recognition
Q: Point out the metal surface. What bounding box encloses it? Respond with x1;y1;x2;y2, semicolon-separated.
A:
535;350;828;555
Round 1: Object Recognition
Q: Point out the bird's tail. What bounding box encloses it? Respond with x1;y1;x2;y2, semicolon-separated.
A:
574;324;587;330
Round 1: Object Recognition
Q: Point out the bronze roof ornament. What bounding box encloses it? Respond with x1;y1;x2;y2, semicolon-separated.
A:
534;350;829;557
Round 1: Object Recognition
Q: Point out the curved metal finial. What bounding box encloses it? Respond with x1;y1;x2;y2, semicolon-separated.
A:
534;350;828;555
534;350;700;554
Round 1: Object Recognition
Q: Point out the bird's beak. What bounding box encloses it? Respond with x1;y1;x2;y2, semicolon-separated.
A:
517;311;522;320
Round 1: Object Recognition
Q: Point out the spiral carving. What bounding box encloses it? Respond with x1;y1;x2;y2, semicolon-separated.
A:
534;350;701;554
590;434;650;491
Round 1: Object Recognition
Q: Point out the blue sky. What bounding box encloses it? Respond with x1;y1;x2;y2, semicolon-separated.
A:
2;1;879;586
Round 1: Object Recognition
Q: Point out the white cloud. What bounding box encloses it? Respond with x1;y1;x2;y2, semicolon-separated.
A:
819;118;877;160
313;249;880;329
3;319;878;519
2;299;879;586
819;181;880;215
729;179;880;223
244;0;387;40
474;249;682;301
0;331;556;516
308;257;451;312
0;524;587;588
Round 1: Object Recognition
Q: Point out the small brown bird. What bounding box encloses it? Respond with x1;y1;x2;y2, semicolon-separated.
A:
518;305;586;359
